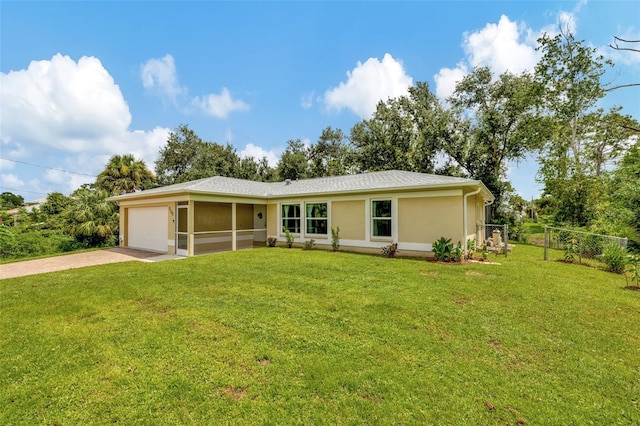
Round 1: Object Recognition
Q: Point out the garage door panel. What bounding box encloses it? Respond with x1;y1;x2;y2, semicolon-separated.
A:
128;207;168;253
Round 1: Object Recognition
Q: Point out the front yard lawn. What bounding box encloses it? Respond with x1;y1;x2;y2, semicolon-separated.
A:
1;245;638;424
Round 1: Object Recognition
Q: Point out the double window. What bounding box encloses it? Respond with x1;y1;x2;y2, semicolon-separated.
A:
281;202;328;235
372;200;392;238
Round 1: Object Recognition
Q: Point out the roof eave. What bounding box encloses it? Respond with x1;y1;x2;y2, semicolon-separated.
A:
269;180;494;199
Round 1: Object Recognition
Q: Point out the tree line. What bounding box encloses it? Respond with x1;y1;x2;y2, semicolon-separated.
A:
1;29;638;258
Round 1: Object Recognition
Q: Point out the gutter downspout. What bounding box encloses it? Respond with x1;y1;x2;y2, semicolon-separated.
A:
463;187;482;258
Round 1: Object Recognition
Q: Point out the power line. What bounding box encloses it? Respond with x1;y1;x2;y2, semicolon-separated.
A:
0;157;97;178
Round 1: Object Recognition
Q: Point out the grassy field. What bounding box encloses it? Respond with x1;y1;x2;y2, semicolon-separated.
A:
1;245;638;424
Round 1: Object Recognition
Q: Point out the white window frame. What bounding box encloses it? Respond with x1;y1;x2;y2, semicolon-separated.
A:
281;203;301;234
305;202;328;236
371;199;393;240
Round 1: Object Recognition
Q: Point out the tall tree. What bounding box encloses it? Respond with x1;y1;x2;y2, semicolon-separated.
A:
39;192;71;230
256;156;277;182
96;154;155;195
446;67;540;219
404;82;450;174
350;98;416;173
533;29;613;225
308;127;353;177
583;108;639;177
276;139;310;181
64;186;119;246
0;192;24;210
350;82;447;174
155;124;243;185
592;141;640;248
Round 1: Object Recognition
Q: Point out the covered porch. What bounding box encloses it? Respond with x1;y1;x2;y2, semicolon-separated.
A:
177;200;268;256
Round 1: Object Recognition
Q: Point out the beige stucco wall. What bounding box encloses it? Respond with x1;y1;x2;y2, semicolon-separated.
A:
398;196;463;244
465;194;483;243
266;203;277;236
331;200;365;240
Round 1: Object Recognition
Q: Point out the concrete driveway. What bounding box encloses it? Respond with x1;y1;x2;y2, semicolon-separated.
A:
0;248;182;280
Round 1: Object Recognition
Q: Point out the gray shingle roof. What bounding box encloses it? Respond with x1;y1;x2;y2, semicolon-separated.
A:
109;170;493;201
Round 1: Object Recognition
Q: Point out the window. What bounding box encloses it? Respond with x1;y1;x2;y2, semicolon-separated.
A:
281;204;301;233
372;200;392;238
306;203;328;235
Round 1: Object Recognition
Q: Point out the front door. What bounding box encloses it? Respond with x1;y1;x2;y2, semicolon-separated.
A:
176;205;188;256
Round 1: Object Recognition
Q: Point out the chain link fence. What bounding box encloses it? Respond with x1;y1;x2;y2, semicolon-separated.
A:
543;226;628;266
476;224;509;256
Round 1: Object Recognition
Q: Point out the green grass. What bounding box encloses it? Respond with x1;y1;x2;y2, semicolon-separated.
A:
1;245;638;424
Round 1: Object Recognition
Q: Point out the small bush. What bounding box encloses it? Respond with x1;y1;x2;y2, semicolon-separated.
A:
283;228;295;248
453;241;463;263
331;226;340;252
266;237;278;247
303;239;315;250
603;243;627;274
381;243;398;258
564;238;578;263
433;237;463;263
481;245;489;260
466;239;476;259
626;254;640;287
433;237;452;262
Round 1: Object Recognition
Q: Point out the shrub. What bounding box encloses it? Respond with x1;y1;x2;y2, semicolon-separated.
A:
266;237;278;247
453;241;463;263
564;238;579;263
303;239;315;250
381;243;398;258
603;243;627;274
331;226;340;252
466;239;476;259
433;237;464;263
283;228;295;248
626;254;640;287
433;237;452;262
481;245;489;260
0;227;79;259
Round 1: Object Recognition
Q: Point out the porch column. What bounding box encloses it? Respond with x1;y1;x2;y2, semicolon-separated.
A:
232;202;237;251
188;200;195;256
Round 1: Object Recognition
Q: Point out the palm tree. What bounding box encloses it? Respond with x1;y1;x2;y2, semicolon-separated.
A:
96;154;155;195
64;187;119;246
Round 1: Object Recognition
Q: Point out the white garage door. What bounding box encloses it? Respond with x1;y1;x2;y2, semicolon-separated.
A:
128;207;168;253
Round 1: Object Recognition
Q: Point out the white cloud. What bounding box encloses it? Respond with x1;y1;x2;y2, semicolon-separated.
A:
324;53;413;119
434;15;540;100
1;54;132;150
464;15;539;74
239;143;279;167
141;54;249;119
559;0;588;34
1;174;25;188
0;53;171;195
140;54;185;103
434;64;468;101
192;87;249;119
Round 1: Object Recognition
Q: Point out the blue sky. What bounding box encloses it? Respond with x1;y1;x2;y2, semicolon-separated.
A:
1;1;639;202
